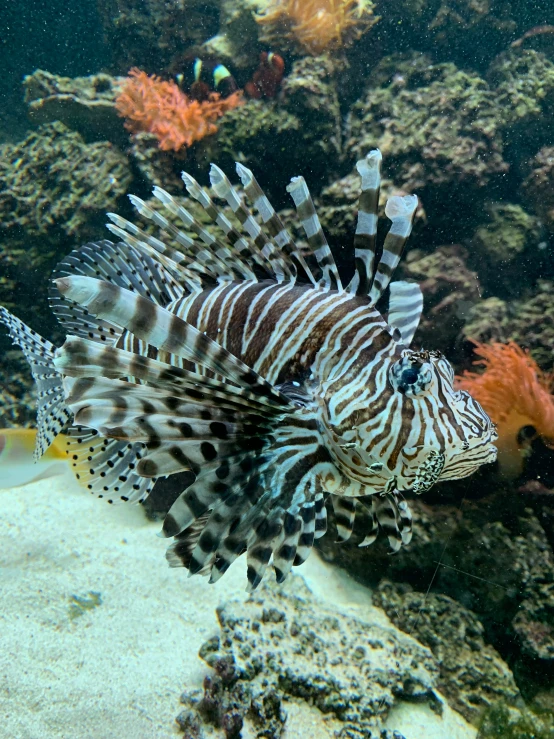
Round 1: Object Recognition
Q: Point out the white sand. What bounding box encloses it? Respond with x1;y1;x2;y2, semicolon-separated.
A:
0;473;476;739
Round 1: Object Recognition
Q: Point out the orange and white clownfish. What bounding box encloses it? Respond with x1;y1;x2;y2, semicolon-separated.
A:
0;428;69;489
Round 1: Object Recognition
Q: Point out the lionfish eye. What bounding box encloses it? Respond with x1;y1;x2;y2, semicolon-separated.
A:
389;356;433;397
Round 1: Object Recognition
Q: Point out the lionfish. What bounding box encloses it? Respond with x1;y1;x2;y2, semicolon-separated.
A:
0;150;497;590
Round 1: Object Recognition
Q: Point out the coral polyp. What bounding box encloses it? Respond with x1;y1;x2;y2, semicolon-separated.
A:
457;341;554;477
256;0;377;54
115;68;243;153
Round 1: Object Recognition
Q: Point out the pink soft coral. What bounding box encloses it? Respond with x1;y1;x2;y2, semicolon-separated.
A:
115;68;243;153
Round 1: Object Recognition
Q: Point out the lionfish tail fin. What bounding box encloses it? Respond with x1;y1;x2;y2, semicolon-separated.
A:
63;425;155;504
0;307;69;459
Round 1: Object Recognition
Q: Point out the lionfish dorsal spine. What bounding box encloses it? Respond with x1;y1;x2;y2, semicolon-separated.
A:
368;193;418;304
235;162;318;286
182;169;269;277
209;164;293;282
347;149;382;296
286;175;342;292
346;149;419;306
387;280;424;347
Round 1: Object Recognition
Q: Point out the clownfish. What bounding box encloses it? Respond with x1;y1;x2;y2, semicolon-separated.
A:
176;58;239;101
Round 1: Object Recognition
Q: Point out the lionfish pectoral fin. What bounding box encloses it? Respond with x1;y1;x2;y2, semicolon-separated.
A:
55;276;290;405
357;493;413;551
163;415;331;591
55;328;324;590
0;307;70;460
331;495;357;542
63;425;155;504
49;240;183;344
387;281;424;347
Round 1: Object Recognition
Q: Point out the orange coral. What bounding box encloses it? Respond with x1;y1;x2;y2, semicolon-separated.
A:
115;68;243;153
457;341;554;477
256;0;376;54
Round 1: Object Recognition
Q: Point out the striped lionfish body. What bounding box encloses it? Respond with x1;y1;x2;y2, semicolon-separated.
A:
0;150;497;590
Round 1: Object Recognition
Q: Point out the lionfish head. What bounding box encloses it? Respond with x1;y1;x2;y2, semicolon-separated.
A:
345;347;498;495
390;347;497;491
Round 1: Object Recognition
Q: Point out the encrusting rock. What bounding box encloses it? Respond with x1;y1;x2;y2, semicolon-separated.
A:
24;69;124;143
374;581;520;725
0;121;132;243
176;576;440;738
346;55;508;193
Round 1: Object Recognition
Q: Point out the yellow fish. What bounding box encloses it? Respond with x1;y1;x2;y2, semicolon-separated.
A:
0;428;69;489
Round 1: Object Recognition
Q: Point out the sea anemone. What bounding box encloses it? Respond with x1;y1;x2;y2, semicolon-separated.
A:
256;0;377;55
457;341;554;477
115;68;243;153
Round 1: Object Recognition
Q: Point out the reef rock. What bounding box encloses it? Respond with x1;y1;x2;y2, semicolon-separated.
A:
463;281;554;371
97;0;223;73
523;147;554;234
201;55;342;198
176;576;440;738
0;121;132;323
347;56;507;194
478;700;554;739
470;202;541;266
461;297;510;346
318;495;554;678
488;50;554;157
398;245;481;356
200;0;264;71
23;69;124;143
513;583;554;663
374;581;520;725
0;121;132;243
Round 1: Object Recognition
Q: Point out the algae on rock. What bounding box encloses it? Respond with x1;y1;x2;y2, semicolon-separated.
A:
398;245;481;356
523;147;554;235
471;203;540;266
347;57;507;193
463;281;554;371
0;121;132;243
488;50;554;143
0;121;132;323
176;576;439;738
478;701;554;739
24;69;123;143
201;55;343;199
374;580;520;725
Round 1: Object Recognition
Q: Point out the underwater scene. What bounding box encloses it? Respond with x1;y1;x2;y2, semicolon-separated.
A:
2;0;554;737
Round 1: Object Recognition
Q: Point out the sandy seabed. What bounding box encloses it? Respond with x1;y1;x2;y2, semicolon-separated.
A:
0;473;476;739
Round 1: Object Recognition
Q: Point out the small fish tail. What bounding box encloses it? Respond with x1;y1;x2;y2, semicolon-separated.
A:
0;307;70;459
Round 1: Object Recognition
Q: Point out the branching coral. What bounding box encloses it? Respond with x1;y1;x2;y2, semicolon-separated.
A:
457;341;554;477
256;0;376;55
115;68;243;153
